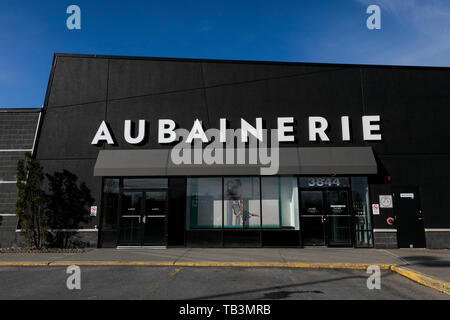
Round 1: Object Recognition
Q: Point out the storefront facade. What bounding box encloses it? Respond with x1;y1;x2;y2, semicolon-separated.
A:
100;175;373;248
32;53;450;249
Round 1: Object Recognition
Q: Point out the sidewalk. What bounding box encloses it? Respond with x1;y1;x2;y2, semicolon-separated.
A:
0;247;448;281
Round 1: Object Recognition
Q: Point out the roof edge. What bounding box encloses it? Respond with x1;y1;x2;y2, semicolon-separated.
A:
53;52;450;71
0;108;42;113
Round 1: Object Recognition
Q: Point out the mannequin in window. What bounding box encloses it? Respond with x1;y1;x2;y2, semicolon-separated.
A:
231;199;259;228
226;179;259;228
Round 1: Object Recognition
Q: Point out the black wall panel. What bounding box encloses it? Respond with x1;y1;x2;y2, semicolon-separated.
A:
361;68;450;155
186;230;222;247
48;57;108;107
36;102;106;159
223;230;261;247
201;62;338;87
262;230;301;247
107;60;204;100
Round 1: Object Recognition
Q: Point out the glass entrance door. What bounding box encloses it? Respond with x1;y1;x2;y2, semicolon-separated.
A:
119;192;143;245
324;190;352;246
142;191;167;246
118;190;168;246
300;191;326;246
300;189;353;247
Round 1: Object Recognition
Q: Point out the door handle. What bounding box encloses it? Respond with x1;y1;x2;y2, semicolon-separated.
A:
142;216;146;224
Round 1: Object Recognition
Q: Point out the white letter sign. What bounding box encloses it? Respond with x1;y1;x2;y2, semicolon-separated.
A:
158;119;177;143
91;121;114;145
362;115;382;141
277;117;295;142
309;116;330;141
124;120;146;144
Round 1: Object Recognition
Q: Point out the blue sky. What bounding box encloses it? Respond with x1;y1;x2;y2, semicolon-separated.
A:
0;0;449;108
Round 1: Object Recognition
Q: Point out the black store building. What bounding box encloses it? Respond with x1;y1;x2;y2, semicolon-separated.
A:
31;53;450;249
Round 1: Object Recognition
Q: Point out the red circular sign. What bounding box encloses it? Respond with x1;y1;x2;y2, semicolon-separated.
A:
386;217;395;225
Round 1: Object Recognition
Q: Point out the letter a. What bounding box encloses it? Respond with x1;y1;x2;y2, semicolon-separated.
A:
66;5;81;30
366;5;381;30
66;265;81;290
91;121;115;145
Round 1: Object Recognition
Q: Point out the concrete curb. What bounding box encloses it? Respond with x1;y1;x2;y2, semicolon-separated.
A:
0;261;392;269
0;261;448;295
390;265;450;295
172;262;393;269
0;261;50;267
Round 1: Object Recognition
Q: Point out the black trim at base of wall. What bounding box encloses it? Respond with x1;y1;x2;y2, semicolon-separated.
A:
185;230;303;248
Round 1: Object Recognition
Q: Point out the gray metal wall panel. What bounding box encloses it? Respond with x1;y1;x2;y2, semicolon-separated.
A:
94;149;169;177
94;147;377;176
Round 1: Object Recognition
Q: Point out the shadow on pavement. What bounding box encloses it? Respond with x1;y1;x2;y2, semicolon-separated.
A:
259;290;324;300
401;255;450;268
189;272;397;300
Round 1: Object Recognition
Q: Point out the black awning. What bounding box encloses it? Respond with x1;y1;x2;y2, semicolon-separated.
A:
93;147;377;176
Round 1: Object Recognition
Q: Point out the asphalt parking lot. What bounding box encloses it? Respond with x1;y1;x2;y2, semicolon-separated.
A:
0;266;448;300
